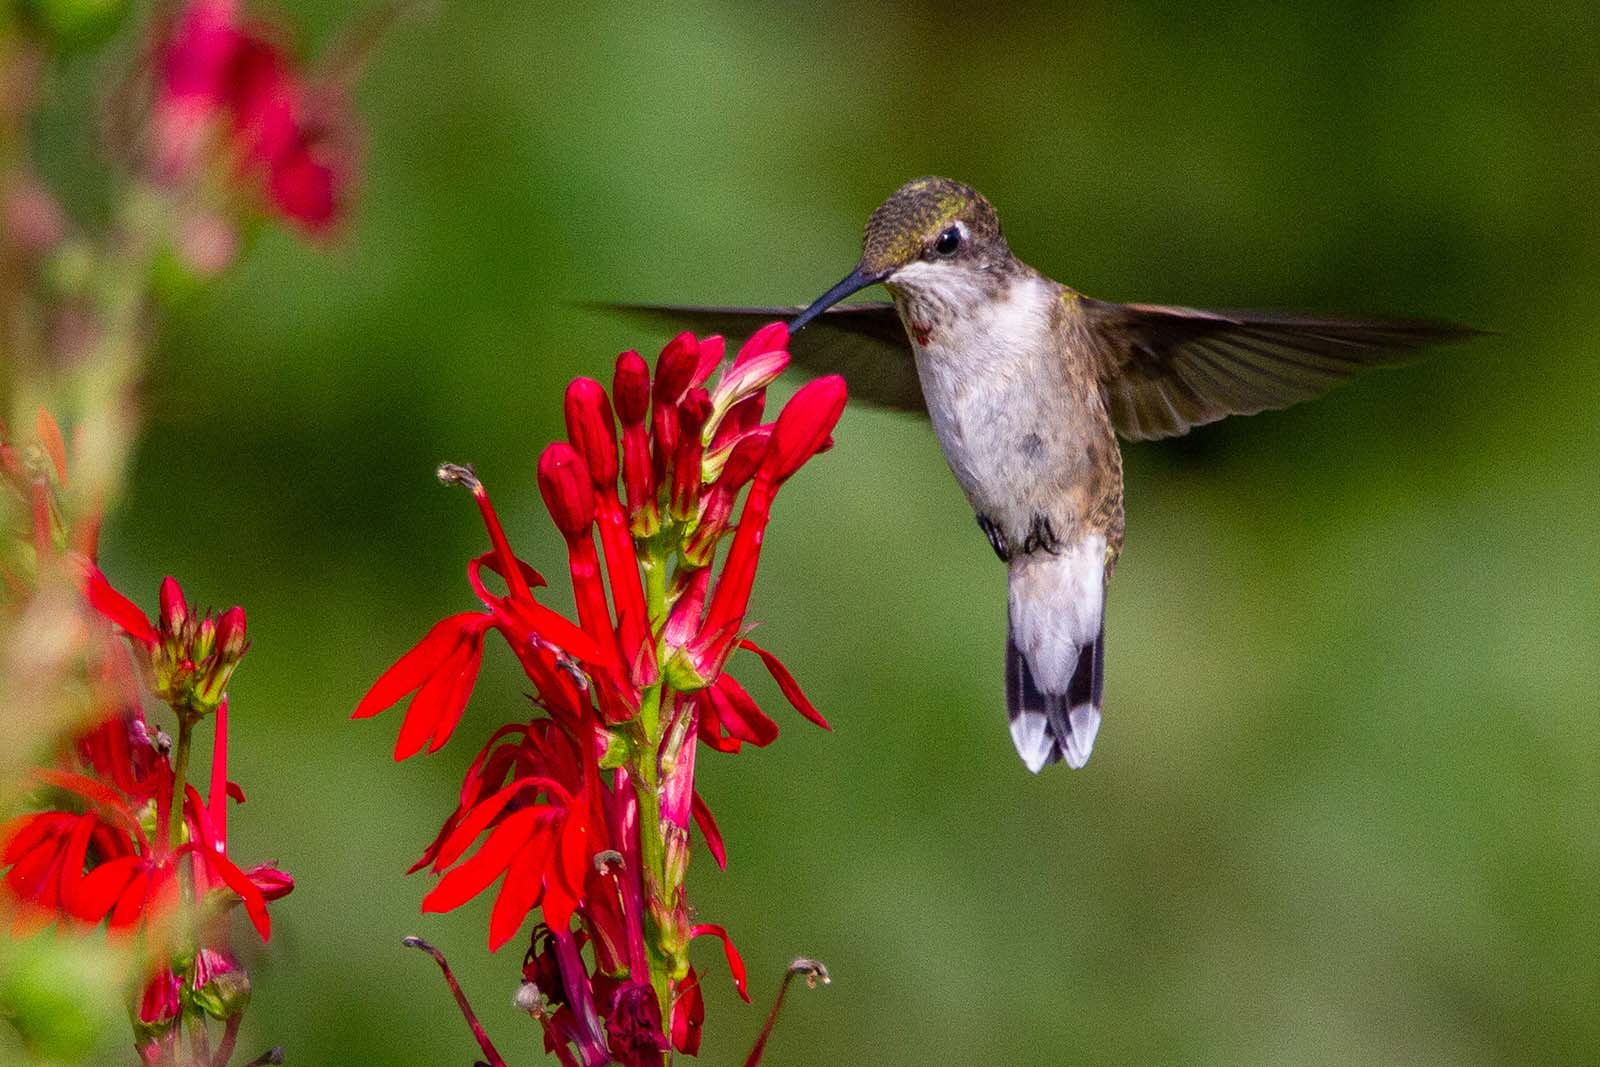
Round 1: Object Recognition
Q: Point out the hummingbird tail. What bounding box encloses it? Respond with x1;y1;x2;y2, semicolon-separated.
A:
1004;541;1107;773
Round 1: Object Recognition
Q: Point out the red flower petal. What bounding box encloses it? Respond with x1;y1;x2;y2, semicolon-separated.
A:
488;820;556;951
70;856;140;924
352;612;485;720
733;322;787;368
393;631;482;760
82;568;157;644
691;792;726;871
653;332;699;405
34;769;141;838
108;867;152;930
426;781;524;873
2;812;74;866
196;847;272;940
690;923;749;1002
740;639;830;730
422;805;541;913
709;675;778;747
671;970;705;1055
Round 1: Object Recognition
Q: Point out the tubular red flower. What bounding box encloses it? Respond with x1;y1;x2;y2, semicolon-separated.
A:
614;351;658;536
362;324;844;1062
565;378;619;486
670;389;710;521
761;375;848;484
158;576;188;636
538;443;598;538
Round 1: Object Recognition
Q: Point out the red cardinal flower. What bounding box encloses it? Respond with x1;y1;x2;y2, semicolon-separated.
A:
358;326;845;1064
150;0;357;233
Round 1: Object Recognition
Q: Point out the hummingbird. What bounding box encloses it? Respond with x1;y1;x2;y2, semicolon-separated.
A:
620;176;1477;773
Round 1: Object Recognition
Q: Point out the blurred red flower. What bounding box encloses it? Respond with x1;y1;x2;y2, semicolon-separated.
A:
151;0;354;232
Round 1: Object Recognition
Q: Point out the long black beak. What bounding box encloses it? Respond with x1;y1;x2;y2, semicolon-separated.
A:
790;264;891;332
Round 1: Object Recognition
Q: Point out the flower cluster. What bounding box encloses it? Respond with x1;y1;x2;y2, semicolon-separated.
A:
148;0;357;238
0;414;292;1067
356;326;845;1065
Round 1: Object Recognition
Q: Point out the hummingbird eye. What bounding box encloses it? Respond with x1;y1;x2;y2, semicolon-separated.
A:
933;225;963;257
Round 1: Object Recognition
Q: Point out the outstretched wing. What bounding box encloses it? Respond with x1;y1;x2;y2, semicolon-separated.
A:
597;303;926;414
1081;298;1480;441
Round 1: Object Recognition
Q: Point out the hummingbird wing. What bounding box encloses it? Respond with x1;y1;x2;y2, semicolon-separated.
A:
1082;299;1481;442
596;303;927;414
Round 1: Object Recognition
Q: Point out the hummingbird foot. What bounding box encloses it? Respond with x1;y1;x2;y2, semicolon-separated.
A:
1020;514;1061;556
976;514;1010;561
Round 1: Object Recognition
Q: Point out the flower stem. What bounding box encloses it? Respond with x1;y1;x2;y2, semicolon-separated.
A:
401;937;507;1067
168;711;195;853
634;538;678;1040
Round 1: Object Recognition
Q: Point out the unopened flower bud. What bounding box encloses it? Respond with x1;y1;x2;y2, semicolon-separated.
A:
762;375;848;483
564;377;618;485
193;606;246;708
537;442;596;537
194;613;217;664
215;605;247;662
653;332;699;406
670;389;710;521
158;576;188;637
246;862;295;902
135;966;181;1060
191;948;252;1020
613;350;651;426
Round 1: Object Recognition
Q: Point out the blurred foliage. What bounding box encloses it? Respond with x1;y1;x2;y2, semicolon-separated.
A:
0;929;132;1064
13;0;1599;1064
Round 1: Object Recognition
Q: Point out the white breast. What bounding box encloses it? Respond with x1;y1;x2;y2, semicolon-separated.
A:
897;270;1066;520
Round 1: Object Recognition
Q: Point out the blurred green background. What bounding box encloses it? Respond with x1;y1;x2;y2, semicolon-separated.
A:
40;1;1600;1064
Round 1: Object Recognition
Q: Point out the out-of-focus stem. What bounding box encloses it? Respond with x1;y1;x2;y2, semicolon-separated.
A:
168;713;195;853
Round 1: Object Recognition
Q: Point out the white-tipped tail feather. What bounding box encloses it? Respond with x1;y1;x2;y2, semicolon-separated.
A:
1005;536;1106;772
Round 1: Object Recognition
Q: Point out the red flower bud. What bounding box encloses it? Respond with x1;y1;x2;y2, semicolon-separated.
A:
670;389;711;520
710;391;764;450
653;332;699;405
732;321;788;368
246;862;295;901
564;377;619;486
138;967;181;1027
215;605;247;661
538;443;596;538
613;350;651;425
762;375;848;483
691;334;725;387
718;427;772;490
159;575;188;636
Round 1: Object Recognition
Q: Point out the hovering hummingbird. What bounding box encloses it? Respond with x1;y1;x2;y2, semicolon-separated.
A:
622;176;1477;773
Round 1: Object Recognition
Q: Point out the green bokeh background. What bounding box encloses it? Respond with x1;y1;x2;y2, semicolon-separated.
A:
42;2;1600;1064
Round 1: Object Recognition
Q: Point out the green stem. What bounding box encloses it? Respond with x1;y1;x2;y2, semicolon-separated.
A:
168;712;194;854
632;540;677;1041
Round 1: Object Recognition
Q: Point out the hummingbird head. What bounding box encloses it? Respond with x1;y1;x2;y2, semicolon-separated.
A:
792;176;1011;331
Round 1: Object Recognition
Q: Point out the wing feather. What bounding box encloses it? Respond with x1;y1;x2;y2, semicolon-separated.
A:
1083;298;1480;441
594;302;925;414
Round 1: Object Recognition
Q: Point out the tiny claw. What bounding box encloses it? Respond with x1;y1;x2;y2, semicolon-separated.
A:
436;462;481;491
593;849;624;874
242;1048;286;1067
